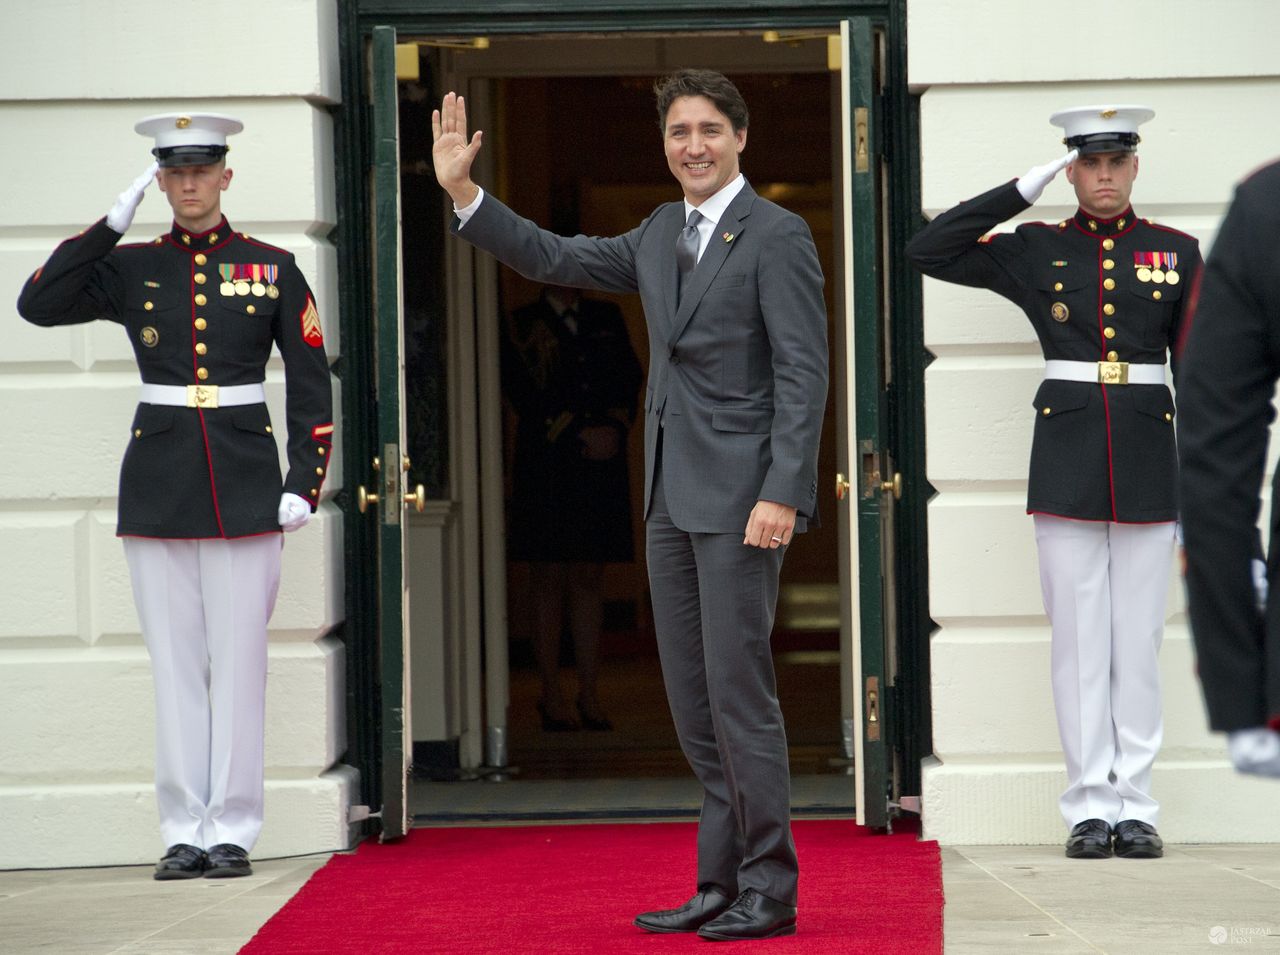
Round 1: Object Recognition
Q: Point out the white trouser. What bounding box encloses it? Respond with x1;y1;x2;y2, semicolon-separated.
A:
122;535;282;852
1033;515;1174;830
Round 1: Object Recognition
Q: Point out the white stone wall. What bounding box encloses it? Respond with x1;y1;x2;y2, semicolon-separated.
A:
911;0;1280;843
0;0;352;868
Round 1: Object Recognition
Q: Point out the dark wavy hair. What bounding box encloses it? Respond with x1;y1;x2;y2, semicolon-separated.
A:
654;69;749;134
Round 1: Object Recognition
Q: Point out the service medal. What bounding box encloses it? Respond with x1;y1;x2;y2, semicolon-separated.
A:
250;264;265;297
1136;267;1152;283
219;282;235;296
218;264;237;296
1051;302;1069;323
266;285;280;299
251;283;266;297
1166;270;1180;285
1151;269;1166;284
263;265;280;300
235;281;250;296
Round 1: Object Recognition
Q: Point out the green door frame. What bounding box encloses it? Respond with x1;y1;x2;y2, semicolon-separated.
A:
333;0;930;832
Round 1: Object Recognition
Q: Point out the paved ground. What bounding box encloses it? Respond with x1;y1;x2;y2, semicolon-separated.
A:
4;838;1279;953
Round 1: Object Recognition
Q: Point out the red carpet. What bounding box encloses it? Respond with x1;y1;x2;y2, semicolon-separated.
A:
242;820;942;953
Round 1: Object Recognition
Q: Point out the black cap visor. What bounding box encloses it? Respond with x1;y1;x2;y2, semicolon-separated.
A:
152;144;230;168
1064;131;1140;155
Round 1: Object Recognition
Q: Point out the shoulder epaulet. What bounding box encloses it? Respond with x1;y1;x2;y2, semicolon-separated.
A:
237;233;292;256
1142;219;1198;241
118;237;160;249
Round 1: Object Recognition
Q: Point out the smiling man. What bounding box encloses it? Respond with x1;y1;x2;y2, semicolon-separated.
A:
17;113;333;880
907;106;1202;861
432;69;827;940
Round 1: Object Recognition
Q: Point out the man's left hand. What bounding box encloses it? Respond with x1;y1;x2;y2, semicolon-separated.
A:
744;500;796;550
278;492;312;532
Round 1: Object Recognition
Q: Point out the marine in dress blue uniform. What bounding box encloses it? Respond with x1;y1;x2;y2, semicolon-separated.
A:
1178;157;1280;779
16;114;333;879
907;105;1202;859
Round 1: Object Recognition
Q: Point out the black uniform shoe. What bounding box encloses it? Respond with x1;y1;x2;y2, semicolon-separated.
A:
154;844;207;880
1065;818;1113;859
1113;819;1163;858
697;888;798;941
634;886;734;933
204;843;253;878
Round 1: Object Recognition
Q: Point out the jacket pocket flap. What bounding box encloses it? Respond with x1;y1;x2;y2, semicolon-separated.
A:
1131;386;1175;421
711;408;772;433
230;405;275;435
1032;379;1092;417
131;403;176;437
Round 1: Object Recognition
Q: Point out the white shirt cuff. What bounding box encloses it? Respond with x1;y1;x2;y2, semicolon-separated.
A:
454;187;486;227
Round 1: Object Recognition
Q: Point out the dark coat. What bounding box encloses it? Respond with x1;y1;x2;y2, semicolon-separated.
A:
17;217;334;539
1177;158;1280;731
907;180;1202;523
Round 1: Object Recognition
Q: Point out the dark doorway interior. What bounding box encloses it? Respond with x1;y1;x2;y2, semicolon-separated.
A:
484;72;846;781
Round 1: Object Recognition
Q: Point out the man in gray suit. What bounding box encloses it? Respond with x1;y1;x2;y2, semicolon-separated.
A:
432;69;828;941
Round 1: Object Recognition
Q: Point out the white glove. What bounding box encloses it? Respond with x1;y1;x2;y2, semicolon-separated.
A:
1252;557;1269;610
1015;149;1078;204
1227;727;1280;778
105;160;160;234
278;492;312;533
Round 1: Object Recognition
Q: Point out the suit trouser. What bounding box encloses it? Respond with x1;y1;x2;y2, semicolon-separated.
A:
1033;515;1174;829
122;534;282;852
646;447;798;905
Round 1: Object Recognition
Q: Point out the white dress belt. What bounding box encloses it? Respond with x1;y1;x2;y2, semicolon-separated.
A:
1044;360;1166;386
139;382;266;408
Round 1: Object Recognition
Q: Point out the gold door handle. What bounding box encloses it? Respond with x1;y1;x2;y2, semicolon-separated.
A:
835;472;851;500
881;472;903;500
403;484;426;513
357;485;379;514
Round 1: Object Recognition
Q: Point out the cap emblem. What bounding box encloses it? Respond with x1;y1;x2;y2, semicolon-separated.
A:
175;116;192;129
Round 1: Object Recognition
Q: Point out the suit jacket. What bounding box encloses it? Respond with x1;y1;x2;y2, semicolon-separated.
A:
17;217;334;539
907;180;1202;523
1177;158;1280;732
455;181;828;535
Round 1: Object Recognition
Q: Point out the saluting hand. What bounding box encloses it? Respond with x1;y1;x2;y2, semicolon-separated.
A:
431;91;483;208
1016;148;1079;204
105;160;160;235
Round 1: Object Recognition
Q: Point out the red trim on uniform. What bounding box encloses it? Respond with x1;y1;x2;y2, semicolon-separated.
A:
1093;240;1120;522
1025;509;1175;526
240;235;292;255
117;530;283;541
196;407;228;538
1145;220;1198;241
1268;714;1280;732
31;266;42;283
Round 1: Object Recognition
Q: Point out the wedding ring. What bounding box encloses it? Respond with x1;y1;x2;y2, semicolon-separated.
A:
771;536;783;543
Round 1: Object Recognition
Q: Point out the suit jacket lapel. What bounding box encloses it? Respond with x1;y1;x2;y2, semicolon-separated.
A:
660;204;682;333
669;183;756;347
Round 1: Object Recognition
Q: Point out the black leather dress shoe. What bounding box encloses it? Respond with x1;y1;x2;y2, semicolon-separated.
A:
1113;819;1163;858
1065;818;1113;859
154;844;207;880
204;843;253;878
697;888;797;941
634;886;734;933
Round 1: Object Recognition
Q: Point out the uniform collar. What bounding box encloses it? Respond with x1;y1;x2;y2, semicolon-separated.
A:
1072;206;1135;238
170;216;232;250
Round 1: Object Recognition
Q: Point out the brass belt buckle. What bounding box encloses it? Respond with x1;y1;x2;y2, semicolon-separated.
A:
1097;361;1129;385
186;384;220;408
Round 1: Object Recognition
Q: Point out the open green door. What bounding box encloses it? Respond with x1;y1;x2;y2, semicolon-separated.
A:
368;24;414;841
836;17;899;830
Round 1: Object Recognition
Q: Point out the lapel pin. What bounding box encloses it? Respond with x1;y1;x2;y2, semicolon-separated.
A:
723;232;735;243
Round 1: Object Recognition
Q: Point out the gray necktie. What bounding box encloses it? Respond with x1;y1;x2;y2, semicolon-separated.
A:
676;209;703;291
